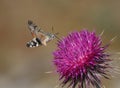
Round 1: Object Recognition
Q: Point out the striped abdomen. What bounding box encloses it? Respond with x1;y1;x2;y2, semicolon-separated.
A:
26;38;42;47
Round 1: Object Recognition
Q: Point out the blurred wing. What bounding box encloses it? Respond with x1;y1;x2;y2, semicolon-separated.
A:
28;20;40;38
28;20;48;40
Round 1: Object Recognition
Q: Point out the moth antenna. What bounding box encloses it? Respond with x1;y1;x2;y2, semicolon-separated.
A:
54;33;61;40
55;35;61;40
52;26;54;33
51;26;61;40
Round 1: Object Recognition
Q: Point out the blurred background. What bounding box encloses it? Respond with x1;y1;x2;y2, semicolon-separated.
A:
0;0;120;88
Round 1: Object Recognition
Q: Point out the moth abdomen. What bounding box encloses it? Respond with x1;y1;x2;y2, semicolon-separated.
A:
26;38;42;48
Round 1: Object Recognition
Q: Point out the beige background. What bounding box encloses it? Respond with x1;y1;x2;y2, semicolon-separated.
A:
0;0;120;88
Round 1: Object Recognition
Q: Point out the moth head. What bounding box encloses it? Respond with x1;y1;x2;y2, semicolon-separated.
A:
51;33;56;39
51;26;60;40
48;32;60;40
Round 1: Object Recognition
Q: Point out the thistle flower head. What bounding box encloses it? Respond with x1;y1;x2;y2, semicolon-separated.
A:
53;29;111;88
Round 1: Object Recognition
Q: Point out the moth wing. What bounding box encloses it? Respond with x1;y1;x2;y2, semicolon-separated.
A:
28;20;40;38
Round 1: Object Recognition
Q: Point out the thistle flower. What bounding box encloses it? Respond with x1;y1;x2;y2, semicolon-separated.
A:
53;29;111;88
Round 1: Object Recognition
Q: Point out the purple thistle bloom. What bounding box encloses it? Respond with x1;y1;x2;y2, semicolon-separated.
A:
53;29;111;88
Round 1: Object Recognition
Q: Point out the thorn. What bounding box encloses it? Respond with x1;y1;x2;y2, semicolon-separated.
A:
110;36;117;42
100;30;104;36
102;85;106;88
45;71;53;74
54;84;59;88
105;36;117;47
113;52;120;55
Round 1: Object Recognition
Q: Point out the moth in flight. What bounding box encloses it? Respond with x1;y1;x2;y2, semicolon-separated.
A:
26;20;59;48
